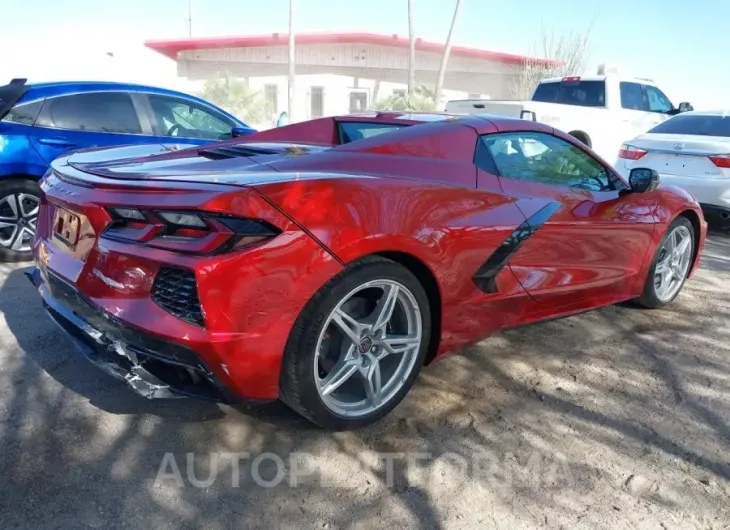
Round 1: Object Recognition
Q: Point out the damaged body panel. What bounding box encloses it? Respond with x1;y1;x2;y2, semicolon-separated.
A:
27;267;229;401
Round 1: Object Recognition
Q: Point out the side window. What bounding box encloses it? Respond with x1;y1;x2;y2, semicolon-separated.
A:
2;100;43;125
481;132;616;192
556;81;605;107
531;82;559;103
36;93;142;134
643;85;673;113
337;122;405;144
148;95;235;141
620;82;645;111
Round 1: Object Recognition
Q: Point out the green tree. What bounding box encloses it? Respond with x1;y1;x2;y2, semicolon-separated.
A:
199;73;271;125
372;84;436;112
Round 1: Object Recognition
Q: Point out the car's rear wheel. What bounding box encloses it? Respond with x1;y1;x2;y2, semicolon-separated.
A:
636;217;695;308
0;179;40;262
279;256;431;429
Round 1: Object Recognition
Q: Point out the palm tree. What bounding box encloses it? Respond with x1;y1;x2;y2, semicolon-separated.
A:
288;0;296;121
372;84;436;111
200;73;271;125
407;0;415;96
433;0;462;110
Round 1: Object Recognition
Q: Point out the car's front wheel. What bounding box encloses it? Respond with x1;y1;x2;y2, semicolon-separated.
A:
279;256;431;429
0;179;41;262
636;216;695;308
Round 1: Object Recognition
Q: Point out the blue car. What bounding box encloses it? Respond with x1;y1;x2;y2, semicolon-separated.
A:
0;78;256;261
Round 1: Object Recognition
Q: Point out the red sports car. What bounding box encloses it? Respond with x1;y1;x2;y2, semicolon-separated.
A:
29;112;706;429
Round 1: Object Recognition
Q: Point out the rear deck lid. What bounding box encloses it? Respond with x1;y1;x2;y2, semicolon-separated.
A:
67;142;330;180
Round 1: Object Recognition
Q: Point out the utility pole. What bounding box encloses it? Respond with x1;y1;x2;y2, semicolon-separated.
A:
288;0;296;121
188;0;193;37
407;0;415;95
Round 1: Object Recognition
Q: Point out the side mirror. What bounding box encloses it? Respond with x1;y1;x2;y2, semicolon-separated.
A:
678;102;693;113
231;127;251;138
628;168;660;193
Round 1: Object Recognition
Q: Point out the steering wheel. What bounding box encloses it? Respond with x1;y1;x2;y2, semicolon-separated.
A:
570;182;597;191
570;175;612;192
166;123;182;137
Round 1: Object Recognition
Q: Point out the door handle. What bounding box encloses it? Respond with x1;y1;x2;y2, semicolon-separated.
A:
37;137;76;147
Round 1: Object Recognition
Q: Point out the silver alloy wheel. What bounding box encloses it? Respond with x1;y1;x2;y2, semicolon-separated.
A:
314;279;423;418
0;192;40;252
654;225;693;302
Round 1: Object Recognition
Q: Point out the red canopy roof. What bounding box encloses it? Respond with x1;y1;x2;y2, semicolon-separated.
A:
145;32;557;66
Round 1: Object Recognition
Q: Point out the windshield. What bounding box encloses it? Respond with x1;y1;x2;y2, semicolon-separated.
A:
649;114;730;137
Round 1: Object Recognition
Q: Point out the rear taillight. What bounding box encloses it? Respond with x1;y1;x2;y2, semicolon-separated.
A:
709;154;730;168
618;144;647;160
102;208;281;254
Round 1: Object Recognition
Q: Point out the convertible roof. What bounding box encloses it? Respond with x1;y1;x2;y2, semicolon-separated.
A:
230;112;546;149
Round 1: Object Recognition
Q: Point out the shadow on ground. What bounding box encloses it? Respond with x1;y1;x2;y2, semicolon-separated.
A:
703;230;730;273
0;233;729;528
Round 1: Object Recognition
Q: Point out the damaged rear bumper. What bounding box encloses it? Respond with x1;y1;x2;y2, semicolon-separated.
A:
27;267;233;402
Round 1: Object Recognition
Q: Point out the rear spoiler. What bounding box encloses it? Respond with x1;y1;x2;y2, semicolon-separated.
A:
0;78;29;121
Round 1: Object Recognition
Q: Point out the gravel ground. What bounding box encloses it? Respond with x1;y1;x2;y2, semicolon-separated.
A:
0;232;729;529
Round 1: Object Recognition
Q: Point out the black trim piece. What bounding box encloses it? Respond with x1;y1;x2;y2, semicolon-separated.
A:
336;122;349;145
215;215;281;236
199;144;281;160
472;202;561;293
151;267;205;327
0;78;29;121
473;136;500;175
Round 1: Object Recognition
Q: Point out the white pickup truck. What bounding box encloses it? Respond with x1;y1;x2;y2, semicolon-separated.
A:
445;74;693;162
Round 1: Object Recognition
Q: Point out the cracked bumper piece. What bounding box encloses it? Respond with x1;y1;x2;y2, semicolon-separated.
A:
27;267;233;402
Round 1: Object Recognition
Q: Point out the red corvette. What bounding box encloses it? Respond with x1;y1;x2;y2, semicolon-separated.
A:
29;112;706;429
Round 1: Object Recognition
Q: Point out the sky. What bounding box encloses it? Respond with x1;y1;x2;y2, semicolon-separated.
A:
1;0;729;109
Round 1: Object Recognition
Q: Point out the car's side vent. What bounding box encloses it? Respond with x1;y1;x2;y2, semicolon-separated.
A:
151;267;204;327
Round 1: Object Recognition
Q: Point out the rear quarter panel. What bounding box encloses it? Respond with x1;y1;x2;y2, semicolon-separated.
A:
254;174;543;358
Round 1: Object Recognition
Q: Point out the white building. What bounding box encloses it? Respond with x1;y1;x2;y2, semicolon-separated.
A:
145;32;550;127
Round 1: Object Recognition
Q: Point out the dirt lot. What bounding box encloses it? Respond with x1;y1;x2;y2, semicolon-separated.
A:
0;233;729;529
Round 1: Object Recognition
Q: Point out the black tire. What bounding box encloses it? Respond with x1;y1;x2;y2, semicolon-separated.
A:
569;131;591;148
0;178;41;263
279;256;431;430
635;216;695;309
